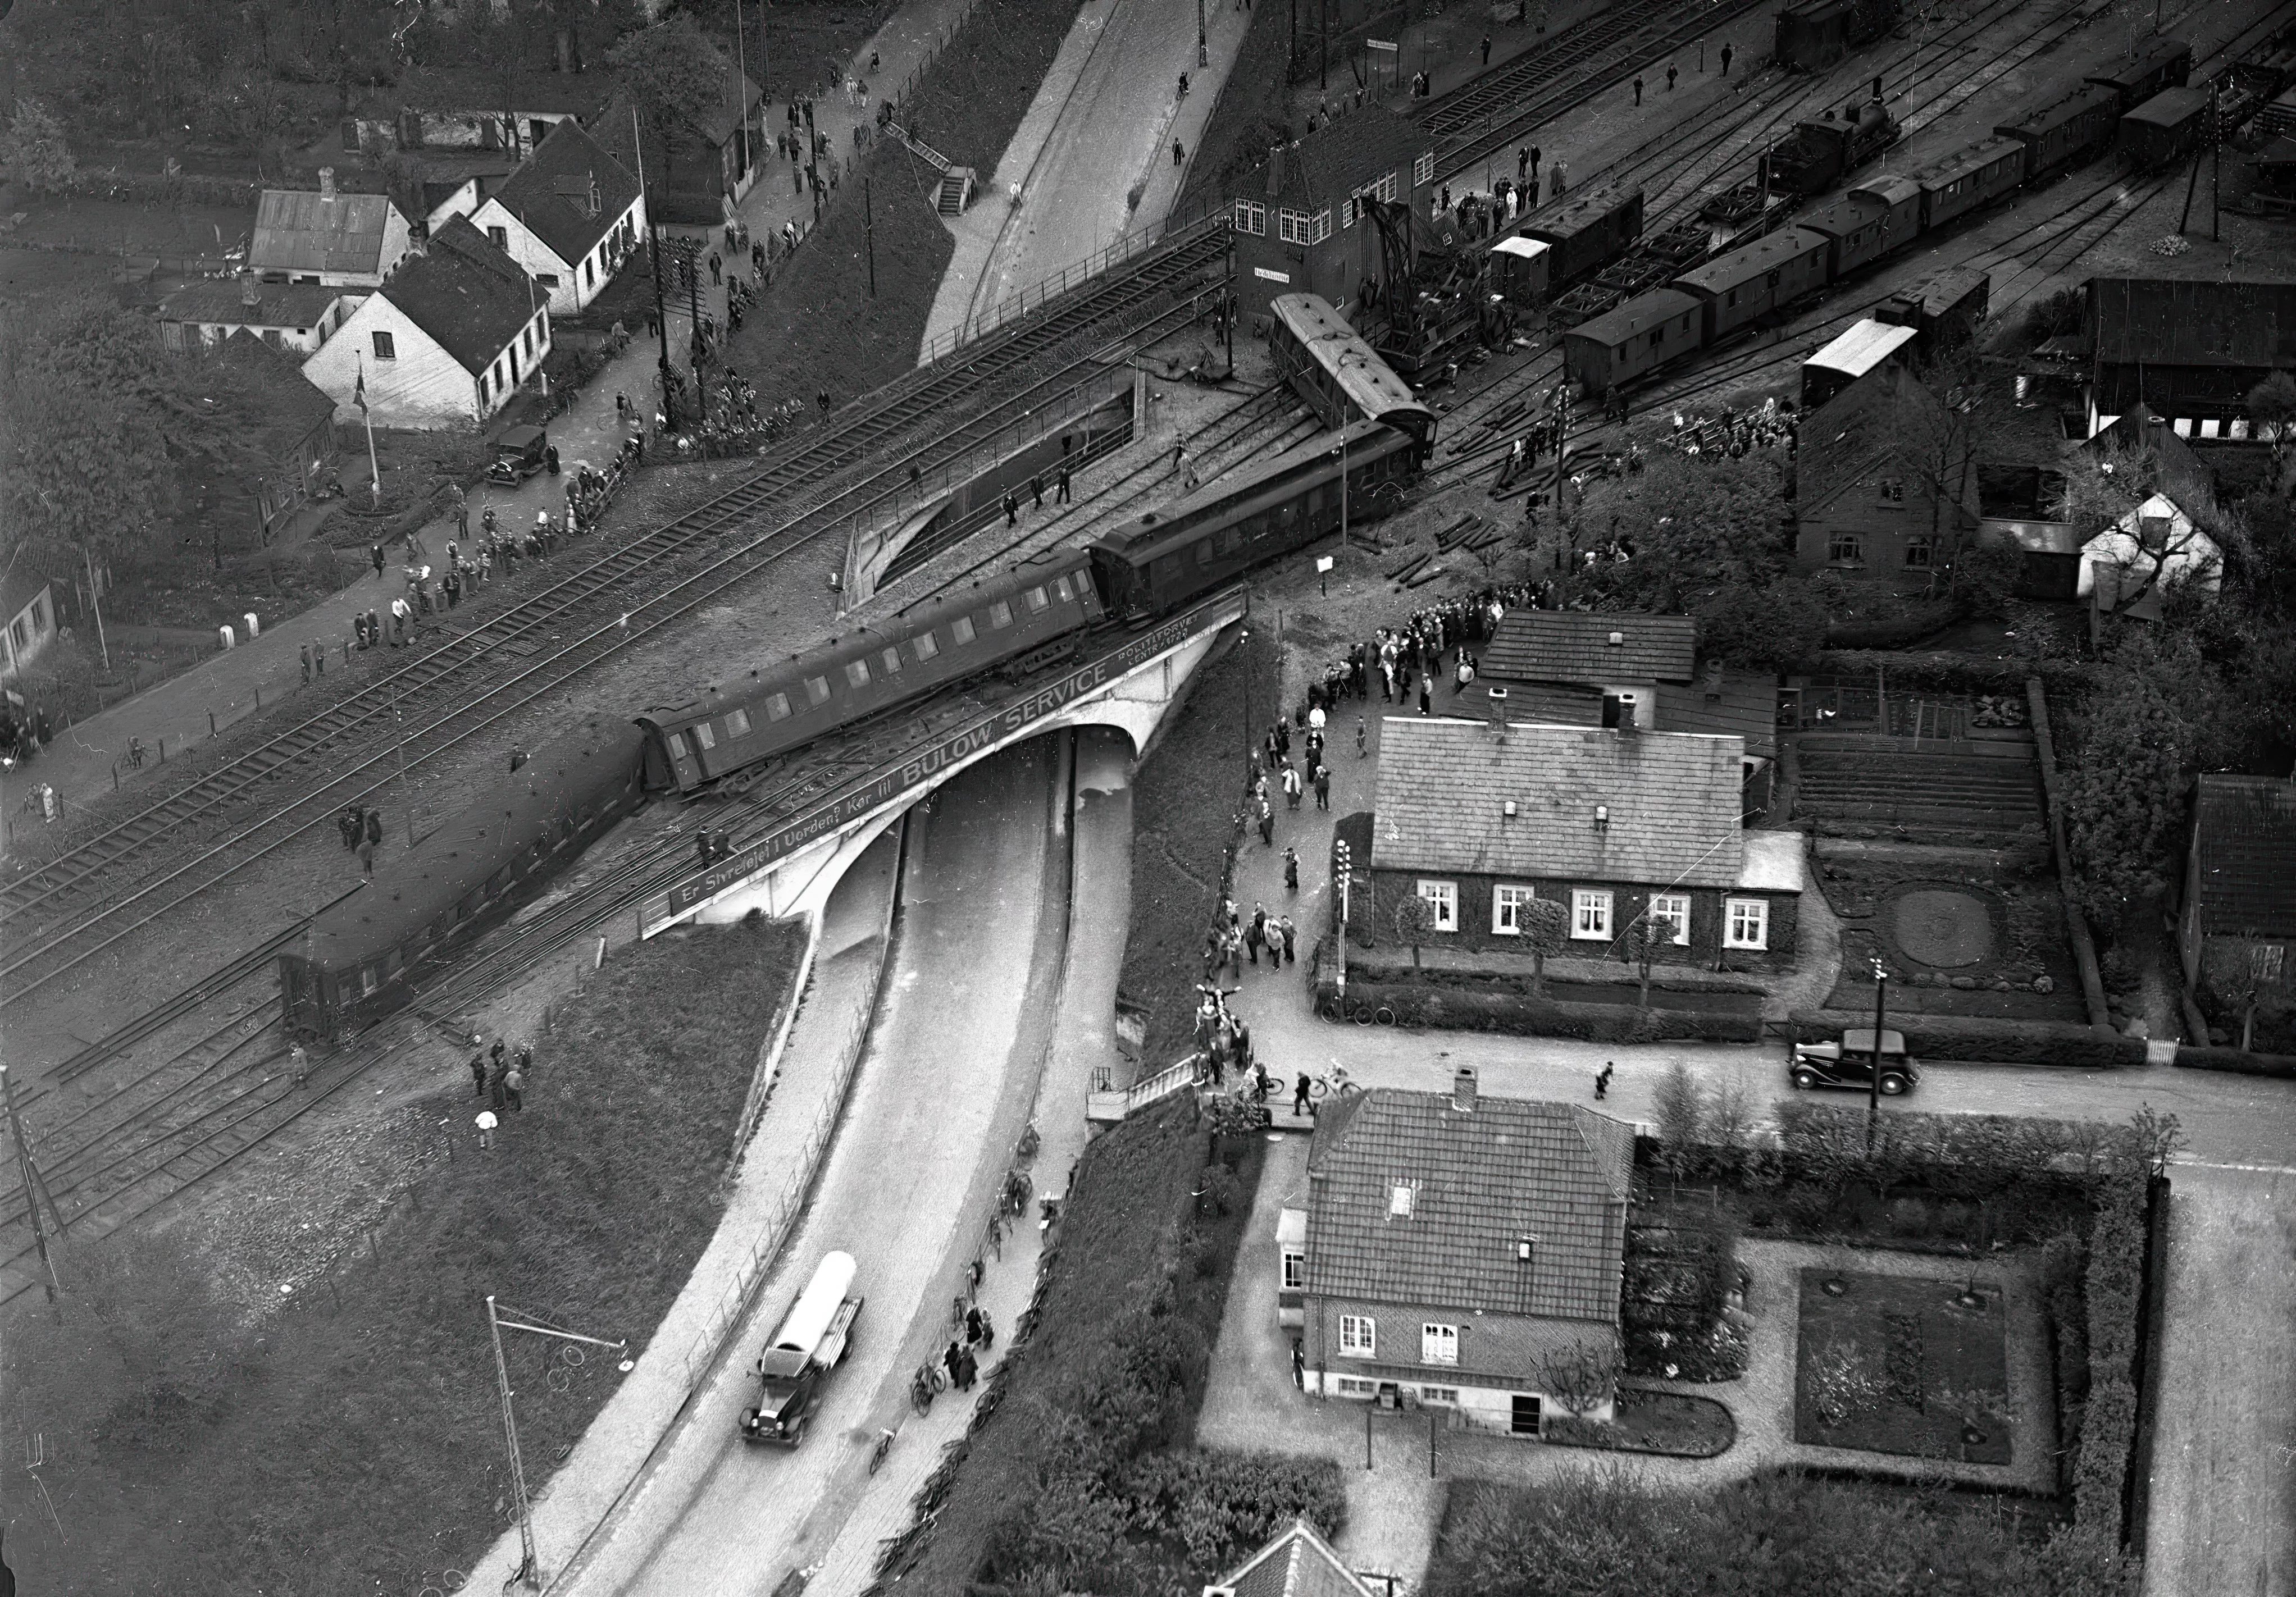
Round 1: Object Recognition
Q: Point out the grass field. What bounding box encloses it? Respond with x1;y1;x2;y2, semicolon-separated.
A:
1794;1267;2014;1465
0;916;805;1595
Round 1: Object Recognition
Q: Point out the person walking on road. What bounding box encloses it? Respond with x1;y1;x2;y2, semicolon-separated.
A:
1257;795;1275;847
1282;763;1302;809
1720;42;1733;75
1356;717;1368;758
1294;1073;1313;1116
1666;65;1678;92
1313;763;1331;810
944;1340;965;1389
1003;491;1019;527
476;1109;498;1151
371;542;386;581
1518;145;1530;182
1595;1061;1614;1100
1284;845;1300;892
1056;462;1072;503
1480;32;1491;65
1030;473;1044;510
1280;915;1297;964
1246;914;1266;966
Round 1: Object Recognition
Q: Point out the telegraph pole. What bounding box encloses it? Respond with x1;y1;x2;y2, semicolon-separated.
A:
633;107;678;428
3;1067;65;1306
488;1296;630;1591
865;176;877;297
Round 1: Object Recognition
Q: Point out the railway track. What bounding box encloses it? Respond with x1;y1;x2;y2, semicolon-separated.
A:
0;221;1232;1009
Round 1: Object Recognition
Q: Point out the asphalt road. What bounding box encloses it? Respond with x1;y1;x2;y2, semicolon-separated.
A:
562;739;1062;1597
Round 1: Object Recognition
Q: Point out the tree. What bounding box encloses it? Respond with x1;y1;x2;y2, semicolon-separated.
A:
1623;909;1678;1011
1882;350;1990;580
1392;892;1437;969
1584;449;1790;613
2249;371;2296;482
0;96;76;192
1539;1336;1623;1422
1691;574;1827;671
1518;896;1569;997
1652;1061;1705;1174
608;13;732;147
2059;678;2189;930
1951;540;2026;619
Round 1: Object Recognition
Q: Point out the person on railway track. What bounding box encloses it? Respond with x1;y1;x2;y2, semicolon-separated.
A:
340;806;362;851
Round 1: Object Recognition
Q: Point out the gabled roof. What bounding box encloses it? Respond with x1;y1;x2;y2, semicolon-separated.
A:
1305;1089;1633;1322
1806;318;1917;382
1213;1521;1371;1597
251;188;401;276
2088;401;2214;510
0;567;55;623
2191;775;2296;939
380;216;538;375
204;332;338;457
1483;612;1698;686
159;280;345;331
2087;277;2296;369
1657;664;1778;758
486;118;642;267
1256;106;1427;206
1370;719;1747;887
1798;363;1976;524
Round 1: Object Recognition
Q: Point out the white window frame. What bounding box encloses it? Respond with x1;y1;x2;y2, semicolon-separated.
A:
1233;198;1267;236
1339;1314;1377;1358
1309;209;1332;244
1414;149;1435;186
1493;883;1535;935
1418;1385;1459;1404
2253;944;2286;984
1647;894;1692;947
1725;897;1769;950
1282;1248;1306;1291
1416;879;1457;932
1421;1324;1459;1366
1573;889;1612;939
1372;171;1397;204
1278;208;1311;246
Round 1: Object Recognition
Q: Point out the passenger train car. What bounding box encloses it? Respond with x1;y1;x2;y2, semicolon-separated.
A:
1267;294;1437;448
1774;0;1898;72
1561;33;2199;398
281;718;648;1041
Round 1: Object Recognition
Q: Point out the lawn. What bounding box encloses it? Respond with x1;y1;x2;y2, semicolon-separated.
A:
1119;626;1271;1066
0;916;806;1595
1793;1267;2015;1465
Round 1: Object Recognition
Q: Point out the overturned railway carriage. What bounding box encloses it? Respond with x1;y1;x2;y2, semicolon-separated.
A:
280;718;648;1041
1268;294;1438;446
638;555;1105;792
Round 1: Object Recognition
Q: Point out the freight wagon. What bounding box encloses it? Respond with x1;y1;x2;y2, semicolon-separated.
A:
2119;85;2211;170
1775;0;1899;72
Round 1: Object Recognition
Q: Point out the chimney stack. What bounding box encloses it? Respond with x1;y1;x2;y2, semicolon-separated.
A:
1452;1065;1478;1114
239;270;261;309
319;166;337;200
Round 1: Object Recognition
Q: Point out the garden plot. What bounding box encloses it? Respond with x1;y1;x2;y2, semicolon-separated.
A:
1794;1268;2016;1466
1816;851;2085;1023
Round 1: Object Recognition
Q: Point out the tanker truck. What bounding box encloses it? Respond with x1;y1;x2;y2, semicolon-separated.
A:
739;1251;863;1446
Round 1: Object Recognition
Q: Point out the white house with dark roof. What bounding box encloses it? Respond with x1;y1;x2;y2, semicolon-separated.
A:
1288;1075;1633;1435
249;170;413;290
299;216;550;428
1367;718;1801;966
157;275;355;356
425;119;644;316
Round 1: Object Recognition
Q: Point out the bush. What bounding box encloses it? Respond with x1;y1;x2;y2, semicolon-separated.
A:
2073;1175;2151;1540
1328;979;1760;1042
1823;597;1964;650
1125;1452;1348;1571
2172;1044;2296;1077
1788;1009;2147;1068
2099;946;2141;995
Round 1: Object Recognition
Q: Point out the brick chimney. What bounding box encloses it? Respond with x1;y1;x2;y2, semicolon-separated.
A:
1452;1065;1478;1114
319;166;337;200
1265;147;1282;198
239;271;261;309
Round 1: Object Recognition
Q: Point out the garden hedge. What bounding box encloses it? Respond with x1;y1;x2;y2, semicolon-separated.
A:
1821;599;1965;651
1805;649;2103;700
2073;1174;2151;1544
1322;978;1762;1042
2171;1044;2296;1077
1788;1010;2148;1069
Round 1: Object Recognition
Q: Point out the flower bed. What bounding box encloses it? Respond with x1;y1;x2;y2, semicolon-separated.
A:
1793;1268;2016;1464
1546;1387;1737;1458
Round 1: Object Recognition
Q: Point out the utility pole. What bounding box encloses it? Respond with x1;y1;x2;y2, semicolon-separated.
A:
1198;0;1208;68
633;107;677;430
1320;0;1327;89
865;176;877;297
1866;961;1889;1152
2210;77;2221;242
3;1066;66;1307
81;542;110;671
488;1296;630;1592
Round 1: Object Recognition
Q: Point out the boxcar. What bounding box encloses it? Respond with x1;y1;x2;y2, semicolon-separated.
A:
1995;83;2122;178
281;718;649;1042
639;554;1103;792
1876;266;1990;352
1671;227;1832;344
1268;293;1436;447
1518;188;1644;290
1088;420;1417;621
1775;0;1898;72
1490;235;1553;306
1800;186;1912;277
1561;288;1703;396
2119;86;2210;170
1912;135;2027;229
2086;37;2194;109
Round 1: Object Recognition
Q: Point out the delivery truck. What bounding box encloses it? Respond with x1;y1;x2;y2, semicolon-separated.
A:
739;1251;863;1446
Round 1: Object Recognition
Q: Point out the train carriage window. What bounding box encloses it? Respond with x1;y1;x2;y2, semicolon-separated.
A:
764;691;793;722
952;615;976;644
361;962;382;996
805;676;832;705
1053;575;1072;602
693;722;717;751
1026;586;1049;612
881;647;904;674
1194;539;1215;565
845;658;872;688
1726;288;1738;307
669;730;693;762
486;869;509;898
384;950;402;977
725;708;753;737
913;630;940;661
988;600;1013;628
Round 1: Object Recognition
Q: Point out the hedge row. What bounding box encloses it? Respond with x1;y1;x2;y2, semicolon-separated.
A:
1323;978;1762;1042
1788;1010;2148;1069
1805;649;2103;700
1821;600;1964;651
2172;1044;2296;1078
2072;1174;2150;1542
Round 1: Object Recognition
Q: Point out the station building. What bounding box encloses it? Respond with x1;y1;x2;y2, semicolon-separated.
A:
1229;107;1435;327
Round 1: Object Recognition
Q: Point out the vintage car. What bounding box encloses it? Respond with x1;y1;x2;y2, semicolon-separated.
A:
488;425;550;486
1791;1028;1918;1095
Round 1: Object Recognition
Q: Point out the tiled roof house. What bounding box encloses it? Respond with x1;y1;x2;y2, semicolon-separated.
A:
1794;360;1979;587
1478;612;1777;772
1206;1520;1372;1597
1288;1075;1633;1434
427;118;645;316
2180;774;2296;1005
1368;718;1800;964
249;170;413;289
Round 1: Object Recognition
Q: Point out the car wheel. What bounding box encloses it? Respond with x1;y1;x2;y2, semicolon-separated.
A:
1792;1069;1817;1089
1879;1074;1908;1097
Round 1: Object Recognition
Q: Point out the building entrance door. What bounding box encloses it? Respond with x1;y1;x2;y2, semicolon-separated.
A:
1511;1394;1541;1435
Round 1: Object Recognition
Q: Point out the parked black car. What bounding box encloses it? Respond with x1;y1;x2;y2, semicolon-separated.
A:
1791;1028;1918;1095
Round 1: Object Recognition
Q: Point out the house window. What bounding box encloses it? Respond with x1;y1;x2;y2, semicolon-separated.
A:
1878;478;1905;502
2138;514;2172;552
1282;1248;1306;1291
1414;149;1435;186
1648;893;1691;946
1493;883;1536;934
1905;535;1939;569
1418;1386;1460;1405
1415;879;1456;931
1310;209;1332;244
262;328;284;349
1573;889;1612;939
1390;1184;1414;1217
372;330;396;360
1421;1324;1459;1366
487;225;508;249
478;372;490;404
536;273;559;288
2252;944;2286;984
583;262;594;289
1726;898;1769;950
1335;1376;1377;1395
1371;171;1397;204
1279;209;1311;245
1342;196;1356;227
1827;532;1864;565
1233;199;1267;236
1339;1315;1377;1358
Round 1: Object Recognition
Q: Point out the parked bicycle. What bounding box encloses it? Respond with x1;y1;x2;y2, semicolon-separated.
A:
909;1360;945;1415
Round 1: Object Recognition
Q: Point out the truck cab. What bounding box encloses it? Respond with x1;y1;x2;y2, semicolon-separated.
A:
739;1251;862;1447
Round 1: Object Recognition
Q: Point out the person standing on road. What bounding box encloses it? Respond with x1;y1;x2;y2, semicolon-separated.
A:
1257;795;1275;847
503;1063;525;1112
1633;76;1643;106
365;808;383;852
1720;43;1733;75
1313;763;1331;810
358;832;376;877
1056;462;1072;503
1518;146;1530;182
340;806;362;851
371;542;386;580
1284;846;1300;892
1480;32;1491;65
1595;1061;1614;1099
1246;912;1266;966
300;644;313;685
944;1340;965;1388
471;1053;489;1098
1282;763;1302;809
1666;65;1678;92
1003;491;1019;527
1418;678;1433;715
1280;915;1297;964
1356;717;1368;758
1030;473;1044;510
1294;1073;1312;1116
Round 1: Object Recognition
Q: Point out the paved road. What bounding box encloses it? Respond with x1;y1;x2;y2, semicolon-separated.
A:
563;738;1062;1596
